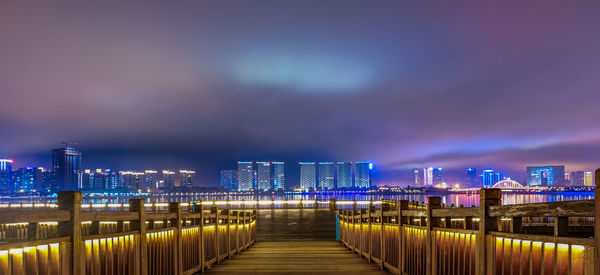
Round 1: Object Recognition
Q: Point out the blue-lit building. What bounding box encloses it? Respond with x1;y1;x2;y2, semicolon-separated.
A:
257;161;271;191
0;159;13;192
527;166;565;186
355;162;372;189
482;169;497;187
13;167;39;191
337;162;353;189
237;161;254;191
300;162;316;191
318;162;335;190
220;169;238;190
272;162;285;191
52;147;82;190
466;168;478;187
432;168;443;186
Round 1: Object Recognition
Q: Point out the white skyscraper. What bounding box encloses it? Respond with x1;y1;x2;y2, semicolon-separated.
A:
318;162;335;190
272;162;285;190
237;161;254;191
355;162;372;189
257;161;271;191
423;167;434;186
299;162;316;191
337;162;353;189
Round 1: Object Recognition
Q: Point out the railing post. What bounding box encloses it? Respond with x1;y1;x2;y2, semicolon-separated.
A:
194;204;204;273
314;198;318;209
130;199;147;275
169;202;183;275
299;198;303;209
368;204;375;262
211;206;219;262
426;197;441;275
57;191;83;275
594;168;600;274
380;202;389;270
398;200;408;275
478;188;501;275
329;198;336;210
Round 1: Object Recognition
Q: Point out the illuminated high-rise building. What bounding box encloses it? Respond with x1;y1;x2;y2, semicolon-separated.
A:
220;170;238;190
105;169;120;189
584;172;594;186
423;167;433;186
318;162;335;190
13;167;39;191
272;162;285;190
52;146;82;190
432;168;443;186
337;162;353;189
257;162;271;191
178;170;195;187
466;168;478;187
355;162;372;189
412;168;423;187
299;162;316;191
237;161;254;191
526;166;565;186
0;159;13;191
570;171;585;186
120;171;144;190
144;170;159;190
161;170;176;189
482;169;496;187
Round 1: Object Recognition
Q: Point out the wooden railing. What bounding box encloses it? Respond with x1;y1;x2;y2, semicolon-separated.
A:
0;191;257;275
338;170;600;275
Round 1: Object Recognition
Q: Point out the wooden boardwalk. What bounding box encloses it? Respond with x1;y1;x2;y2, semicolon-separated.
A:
207;241;390;274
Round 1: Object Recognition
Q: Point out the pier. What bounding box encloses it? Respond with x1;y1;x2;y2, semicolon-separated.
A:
0;170;598;274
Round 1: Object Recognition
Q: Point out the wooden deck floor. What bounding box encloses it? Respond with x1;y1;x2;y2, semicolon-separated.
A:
207;241;389;274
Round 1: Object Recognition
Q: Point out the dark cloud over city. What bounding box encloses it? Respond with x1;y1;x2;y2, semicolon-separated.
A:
1;1;599;185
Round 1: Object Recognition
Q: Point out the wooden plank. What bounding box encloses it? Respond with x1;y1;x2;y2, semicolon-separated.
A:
432;207;480;218
0;210;71;224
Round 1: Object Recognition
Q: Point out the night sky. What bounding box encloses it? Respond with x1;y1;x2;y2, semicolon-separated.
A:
1;2;599;185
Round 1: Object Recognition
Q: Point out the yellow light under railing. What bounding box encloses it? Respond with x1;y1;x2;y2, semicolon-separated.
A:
215;201;227;205
107;203;122;208
6;222;28;226
258;201;272;205
9;248;23;254
39;222;58;225
100;221;117;225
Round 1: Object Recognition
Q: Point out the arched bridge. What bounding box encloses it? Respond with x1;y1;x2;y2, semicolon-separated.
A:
490;179;525;189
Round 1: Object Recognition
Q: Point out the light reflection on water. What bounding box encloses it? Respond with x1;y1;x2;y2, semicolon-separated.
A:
1;192;593;206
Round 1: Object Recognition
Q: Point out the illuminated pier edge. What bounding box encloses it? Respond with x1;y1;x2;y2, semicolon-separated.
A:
0;191;257;275
337;186;599;275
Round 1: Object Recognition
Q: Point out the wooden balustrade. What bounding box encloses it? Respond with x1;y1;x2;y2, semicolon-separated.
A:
338;170;600;275
0;191;257;275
